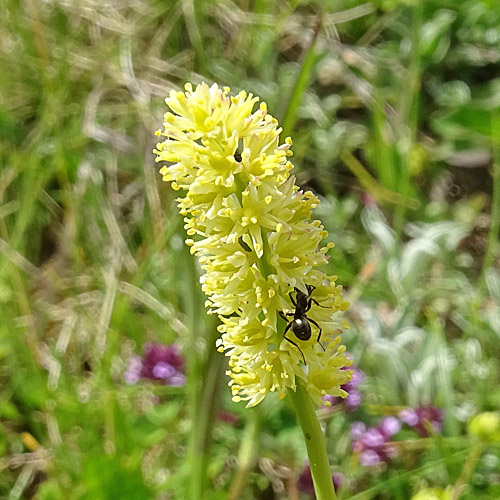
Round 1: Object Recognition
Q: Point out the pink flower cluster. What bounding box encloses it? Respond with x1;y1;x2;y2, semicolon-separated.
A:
351;403;445;467
351;417;401;466
399;404;445;437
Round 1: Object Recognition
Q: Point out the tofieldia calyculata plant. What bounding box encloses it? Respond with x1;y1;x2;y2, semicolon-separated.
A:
154;82;352;408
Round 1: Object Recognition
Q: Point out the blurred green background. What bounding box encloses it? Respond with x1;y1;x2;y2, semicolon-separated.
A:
1;0;500;499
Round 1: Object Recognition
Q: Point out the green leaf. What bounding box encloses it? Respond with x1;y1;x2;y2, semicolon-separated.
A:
78;455;153;500
432;106;494;140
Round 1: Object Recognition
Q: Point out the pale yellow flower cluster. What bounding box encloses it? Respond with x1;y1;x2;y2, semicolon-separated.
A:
154;82;351;407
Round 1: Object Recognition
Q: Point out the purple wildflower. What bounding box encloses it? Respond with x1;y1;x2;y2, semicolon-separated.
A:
350;421;367;441
297;465;343;497
399;404;445;437
125;343;186;386
379;416;402;439
359;449;382;467
323;365;364;411
351;417;401;467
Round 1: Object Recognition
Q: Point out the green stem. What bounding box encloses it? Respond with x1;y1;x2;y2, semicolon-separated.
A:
481;111;500;281
393;2;422;236
289;381;337;500
259;228;274;280
188;318;225;500
183;231;224;500
451;442;487;500
340;151;419;209
227;411;261;500
182;0;205;73
280;13;322;139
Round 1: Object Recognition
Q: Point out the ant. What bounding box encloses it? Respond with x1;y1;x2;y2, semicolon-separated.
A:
279;284;328;364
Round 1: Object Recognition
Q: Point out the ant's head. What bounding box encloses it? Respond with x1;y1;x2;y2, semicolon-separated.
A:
291;284;316;301
293;284;316;295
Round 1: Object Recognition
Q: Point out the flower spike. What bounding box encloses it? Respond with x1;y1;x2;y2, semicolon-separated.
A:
154;82;352;406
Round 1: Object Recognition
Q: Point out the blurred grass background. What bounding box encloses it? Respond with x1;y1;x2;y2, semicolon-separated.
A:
1;0;500;499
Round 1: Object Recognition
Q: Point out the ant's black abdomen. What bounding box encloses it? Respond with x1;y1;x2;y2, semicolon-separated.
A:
292;318;312;341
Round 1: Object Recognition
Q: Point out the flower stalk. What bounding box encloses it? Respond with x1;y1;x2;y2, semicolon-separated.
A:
289;381;337;500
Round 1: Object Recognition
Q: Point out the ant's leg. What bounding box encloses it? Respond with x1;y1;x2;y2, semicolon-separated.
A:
283;333;307;365
311;298;329;309
279;311;294;320
305;285;328;309
305;288;327;313
289;291;297;307
308;317;326;352
282;322;306;364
